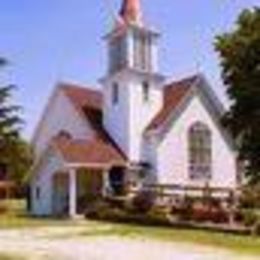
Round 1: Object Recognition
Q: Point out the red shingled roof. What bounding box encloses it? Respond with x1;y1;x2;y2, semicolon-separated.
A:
146;75;199;131
53;75;199;164
62;83;107;139
61;83;102;112
52;133;125;166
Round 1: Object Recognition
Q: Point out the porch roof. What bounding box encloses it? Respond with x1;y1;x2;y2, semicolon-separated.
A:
52;134;126;168
0;181;15;189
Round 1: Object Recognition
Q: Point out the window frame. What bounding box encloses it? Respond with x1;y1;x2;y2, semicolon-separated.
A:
112;82;119;105
142;81;150;102
109;36;126;73
188;122;212;181
133;31;152;72
35;186;41;200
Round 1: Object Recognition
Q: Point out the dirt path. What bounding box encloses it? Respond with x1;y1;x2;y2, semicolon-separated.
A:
0;226;257;260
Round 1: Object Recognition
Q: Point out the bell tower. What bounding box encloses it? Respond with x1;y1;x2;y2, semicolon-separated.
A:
107;0;159;75
102;0;165;162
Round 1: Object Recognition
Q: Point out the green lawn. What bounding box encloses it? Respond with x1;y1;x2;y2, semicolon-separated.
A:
0;199;72;229
0;254;22;260
77;220;260;256
0;200;260;256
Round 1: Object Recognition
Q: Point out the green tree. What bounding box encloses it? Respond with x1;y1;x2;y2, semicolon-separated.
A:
0;58;32;186
215;8;260;182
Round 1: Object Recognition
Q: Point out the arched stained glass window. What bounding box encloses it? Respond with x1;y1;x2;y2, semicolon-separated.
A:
188;122;212;180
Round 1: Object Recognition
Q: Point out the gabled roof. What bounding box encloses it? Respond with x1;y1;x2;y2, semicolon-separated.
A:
144;74;234;150
51;133;125;167
61;83;104;139
53;83;126;166
61;83;102;111
146;75;200;131
46;73;230;166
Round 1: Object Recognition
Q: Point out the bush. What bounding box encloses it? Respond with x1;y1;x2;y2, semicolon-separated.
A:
84;199;111;219
192;204;229;223
130;190;155;214
239;209;258;227
171;196;194;221
252;221;260;236
171;197;230;223
147;205;170;224
84;197;171;226
240;184;260;208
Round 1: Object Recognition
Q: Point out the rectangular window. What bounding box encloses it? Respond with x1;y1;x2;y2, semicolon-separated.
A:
133;32;151;72
112;83;119;105
109;37;126;73
142;82;150;102
35;186;41;200
188;123;212;181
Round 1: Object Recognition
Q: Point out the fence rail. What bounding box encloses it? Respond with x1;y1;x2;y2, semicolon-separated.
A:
126;182;241;202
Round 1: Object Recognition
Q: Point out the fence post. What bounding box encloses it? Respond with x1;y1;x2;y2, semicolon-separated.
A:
228;190;237;226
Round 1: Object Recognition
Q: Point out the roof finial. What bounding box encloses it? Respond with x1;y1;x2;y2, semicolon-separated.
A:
119;0;143;26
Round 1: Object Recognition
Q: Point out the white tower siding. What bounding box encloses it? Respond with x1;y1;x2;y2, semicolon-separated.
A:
103;71;163;162
103;75;131;156
128;76;163;161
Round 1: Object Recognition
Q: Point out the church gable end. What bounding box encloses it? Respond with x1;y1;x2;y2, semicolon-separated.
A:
155;77;237;187
32;84;96;159
146;74;234;153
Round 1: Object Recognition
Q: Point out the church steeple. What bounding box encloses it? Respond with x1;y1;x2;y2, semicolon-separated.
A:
119;0;143;26
102;0;164;162
105;0;161;75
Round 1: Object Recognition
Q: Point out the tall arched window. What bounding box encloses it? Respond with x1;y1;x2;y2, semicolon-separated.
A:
188;122;212;180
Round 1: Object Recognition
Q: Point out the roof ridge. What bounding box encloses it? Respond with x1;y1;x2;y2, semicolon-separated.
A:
58;81;100;94
145;75;199;132
164;74;201;88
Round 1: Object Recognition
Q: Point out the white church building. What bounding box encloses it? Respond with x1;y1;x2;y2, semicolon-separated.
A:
30;0;238;217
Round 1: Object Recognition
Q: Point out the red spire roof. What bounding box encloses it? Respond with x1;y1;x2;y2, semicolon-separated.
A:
119;0;143;25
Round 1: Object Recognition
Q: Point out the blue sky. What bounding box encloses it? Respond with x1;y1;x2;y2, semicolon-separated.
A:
0;0;259;139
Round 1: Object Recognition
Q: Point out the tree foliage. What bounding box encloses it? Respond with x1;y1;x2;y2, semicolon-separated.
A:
215;8;260;182
0;58;32;185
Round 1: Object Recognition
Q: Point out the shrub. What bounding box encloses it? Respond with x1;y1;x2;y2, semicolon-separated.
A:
130;190;155;214
84;199;110;219
192;204;229;223
171;197;230;223
147;205;170;224
171;196;194;221
239;209;258;227
252;221;260;236
240;184;260;208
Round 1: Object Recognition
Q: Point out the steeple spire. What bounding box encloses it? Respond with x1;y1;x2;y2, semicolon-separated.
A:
119;0;143;26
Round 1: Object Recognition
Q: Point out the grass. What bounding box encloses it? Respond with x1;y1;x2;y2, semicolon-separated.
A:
0;213;70;229
0;254;22;260
0;199;260;256
78;220;260;255
0;199;76;229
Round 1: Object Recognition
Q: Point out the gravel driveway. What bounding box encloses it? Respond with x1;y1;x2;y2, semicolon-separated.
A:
0;226;257;260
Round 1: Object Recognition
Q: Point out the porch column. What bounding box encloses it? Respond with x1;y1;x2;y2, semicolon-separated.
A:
69;168;77;218
102;169;110;197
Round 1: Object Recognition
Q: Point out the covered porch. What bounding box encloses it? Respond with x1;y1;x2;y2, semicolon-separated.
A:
49;131;128;218
52;164;127;218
